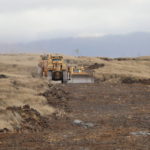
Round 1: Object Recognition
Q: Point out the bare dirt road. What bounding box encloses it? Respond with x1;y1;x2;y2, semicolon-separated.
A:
0;82;150;150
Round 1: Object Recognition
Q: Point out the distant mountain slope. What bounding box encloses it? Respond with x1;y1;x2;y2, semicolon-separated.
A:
0;32;150;57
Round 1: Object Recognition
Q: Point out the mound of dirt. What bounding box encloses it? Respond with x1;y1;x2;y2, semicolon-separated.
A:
41;84;71;112
6;105;50;132
87;63;105;70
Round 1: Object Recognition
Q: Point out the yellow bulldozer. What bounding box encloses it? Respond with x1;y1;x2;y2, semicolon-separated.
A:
38;54;94;83
38;54;68;83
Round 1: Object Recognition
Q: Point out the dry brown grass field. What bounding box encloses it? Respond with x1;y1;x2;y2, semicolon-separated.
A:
0;54;150;150
0;54;55;131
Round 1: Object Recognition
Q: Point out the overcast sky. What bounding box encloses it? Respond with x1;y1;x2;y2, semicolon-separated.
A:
0;0;150;43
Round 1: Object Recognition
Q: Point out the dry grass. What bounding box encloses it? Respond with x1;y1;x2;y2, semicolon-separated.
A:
95;59;150;82
65;55;150;83
0;53;150;131
0;54;55;131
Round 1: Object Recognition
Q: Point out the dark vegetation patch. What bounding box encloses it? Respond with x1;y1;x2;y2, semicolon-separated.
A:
0;128;9;133
97;57;150;61
97;57;113;61
87;63;105;70
0;74;8;79
122;77;150;85
114;57;136;61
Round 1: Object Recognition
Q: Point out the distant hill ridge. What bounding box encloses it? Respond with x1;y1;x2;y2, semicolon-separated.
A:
0;32;150;57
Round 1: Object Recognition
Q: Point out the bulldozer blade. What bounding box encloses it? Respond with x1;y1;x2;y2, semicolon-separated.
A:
68;75;94;83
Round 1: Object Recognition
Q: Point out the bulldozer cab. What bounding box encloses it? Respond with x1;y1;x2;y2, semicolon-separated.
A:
48;55;63;64
48;55;67;71
50;56;63;63
47;55;68;83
